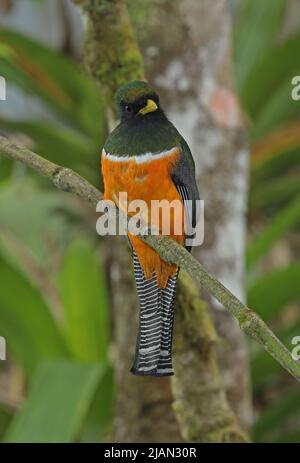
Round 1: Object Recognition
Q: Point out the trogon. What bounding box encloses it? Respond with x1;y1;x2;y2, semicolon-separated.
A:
102;81;199;376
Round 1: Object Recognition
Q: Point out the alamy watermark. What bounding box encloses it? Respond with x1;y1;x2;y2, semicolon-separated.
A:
0;76;6;101
291;76;300;101
0;336;6;361
291;336;300;361
96;193;205;247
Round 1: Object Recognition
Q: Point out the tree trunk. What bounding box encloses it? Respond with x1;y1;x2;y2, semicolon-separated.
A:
74;0;252;441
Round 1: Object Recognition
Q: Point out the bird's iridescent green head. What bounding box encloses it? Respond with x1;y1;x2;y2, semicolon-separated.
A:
114;81;160;121
105;80;180;156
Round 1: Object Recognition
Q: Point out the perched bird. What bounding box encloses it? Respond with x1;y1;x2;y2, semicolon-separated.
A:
102;81;199;376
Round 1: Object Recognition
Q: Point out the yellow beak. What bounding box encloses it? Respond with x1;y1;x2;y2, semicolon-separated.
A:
138;99;158;115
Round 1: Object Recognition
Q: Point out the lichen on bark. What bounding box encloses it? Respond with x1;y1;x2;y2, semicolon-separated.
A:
74;0;144;103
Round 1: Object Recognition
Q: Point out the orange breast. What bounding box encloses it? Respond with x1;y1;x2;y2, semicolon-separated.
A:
101;147;184;287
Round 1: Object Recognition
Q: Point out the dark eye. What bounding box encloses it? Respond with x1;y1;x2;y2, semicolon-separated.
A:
125;105;132;113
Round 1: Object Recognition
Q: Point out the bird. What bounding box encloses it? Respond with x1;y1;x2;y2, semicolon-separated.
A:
101;80;199;376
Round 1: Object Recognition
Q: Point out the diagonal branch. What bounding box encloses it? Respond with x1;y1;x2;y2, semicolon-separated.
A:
1;135;300;384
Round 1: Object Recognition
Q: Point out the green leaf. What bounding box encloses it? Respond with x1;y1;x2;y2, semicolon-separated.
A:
240;28;300;117
253;388;300;442
0;157;13;183
247;262;300;321
0;253;69;374
60;239;110;362
250;75;300;140
251;347;279;391
81;367;114;442
0;118;100;184
251;319;300;390
274;428;300;443
250;176;300;211
0;181;76;268
0;118;96;162
252;149;300;181
0;26;104;137
246;192;300;268
251;120;300;171
234;0;287;90
0;404;12;441
5;361;104;443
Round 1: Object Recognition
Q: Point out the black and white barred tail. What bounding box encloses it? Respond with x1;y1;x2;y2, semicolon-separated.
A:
131;252;178;376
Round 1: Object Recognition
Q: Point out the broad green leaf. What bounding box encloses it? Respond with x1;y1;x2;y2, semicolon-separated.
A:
246;192;300;268
0;118;100;184
0;181;76;268
0;157;13;183
249;176;300;212
275;429;300;443
253;388;300;442
60;239;110;362
234;0;287;89
0;26;104;137
252;149;300;182
5;361;104;443
251;347;280;391
240;29;300;117
81;367;114;442
0;253;69;374
248;262;300;321
251;75;300;140
251;120;300;169
251;319;300;390
0;118;96;162
0;404;12;441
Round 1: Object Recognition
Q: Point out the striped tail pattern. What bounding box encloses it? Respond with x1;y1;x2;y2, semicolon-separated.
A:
131;252;178;376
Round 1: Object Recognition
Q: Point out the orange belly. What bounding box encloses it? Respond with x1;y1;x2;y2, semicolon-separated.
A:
101;147;184;288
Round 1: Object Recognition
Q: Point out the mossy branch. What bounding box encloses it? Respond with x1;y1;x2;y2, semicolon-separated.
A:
1;135;300;385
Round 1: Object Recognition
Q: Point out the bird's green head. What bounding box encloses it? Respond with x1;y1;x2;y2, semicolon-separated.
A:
114;81;160;121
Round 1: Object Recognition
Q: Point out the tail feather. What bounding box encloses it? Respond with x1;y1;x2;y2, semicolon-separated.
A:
157;274;177;375
131;252;177;377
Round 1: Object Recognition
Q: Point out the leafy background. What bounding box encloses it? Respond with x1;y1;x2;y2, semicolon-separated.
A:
0;0;299;442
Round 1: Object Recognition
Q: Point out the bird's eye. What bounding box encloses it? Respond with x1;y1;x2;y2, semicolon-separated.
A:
125;105;132;113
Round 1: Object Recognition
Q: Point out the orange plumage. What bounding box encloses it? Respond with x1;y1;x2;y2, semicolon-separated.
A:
101;147;185;287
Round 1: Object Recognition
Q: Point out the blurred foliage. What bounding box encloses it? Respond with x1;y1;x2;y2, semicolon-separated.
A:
0;26;105;185
235;0;300;442
5;361;105;443
0;15;112;442
0;0;299;443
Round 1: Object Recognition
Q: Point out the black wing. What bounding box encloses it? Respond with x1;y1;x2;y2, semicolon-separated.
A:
171;140;200;251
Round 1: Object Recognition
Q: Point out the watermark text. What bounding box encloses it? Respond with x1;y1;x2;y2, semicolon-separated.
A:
0;336;6;361
0;76;6;101
291;336;300;361
96;193;204;247
291;76;300;101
